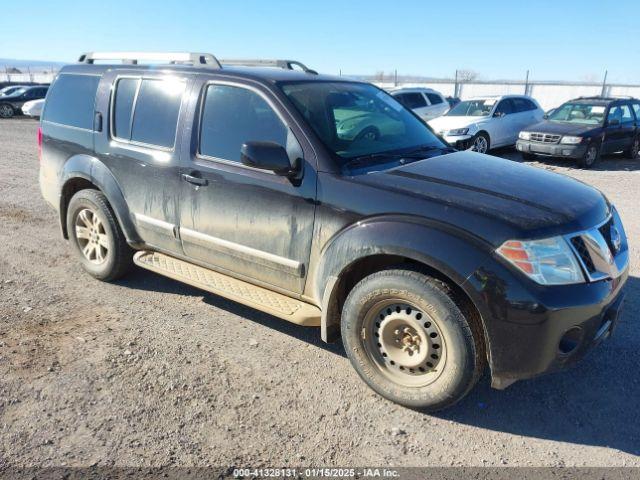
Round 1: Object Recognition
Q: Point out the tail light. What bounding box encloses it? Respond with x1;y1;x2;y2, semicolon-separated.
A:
37;126;43;162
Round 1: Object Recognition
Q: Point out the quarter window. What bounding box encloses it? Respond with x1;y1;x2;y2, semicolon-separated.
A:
199;84;289;163
42;74;100;129
426;93;443;105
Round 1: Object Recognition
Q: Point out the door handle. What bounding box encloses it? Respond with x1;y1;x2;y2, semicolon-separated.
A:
181;173;208;187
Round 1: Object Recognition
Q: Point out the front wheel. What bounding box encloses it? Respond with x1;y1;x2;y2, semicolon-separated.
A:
469;132;490;154
67;189;133;281
626;136;639;159
0;103;15;118
578;143;600;169
341;268;485;411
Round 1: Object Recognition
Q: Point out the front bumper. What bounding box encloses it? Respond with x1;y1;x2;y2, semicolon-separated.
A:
516;139;587;159
463;255;628;388
442;134;473;150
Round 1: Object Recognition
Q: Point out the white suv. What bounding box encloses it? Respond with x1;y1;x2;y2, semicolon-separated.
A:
428;95;544;153
390;87;449;121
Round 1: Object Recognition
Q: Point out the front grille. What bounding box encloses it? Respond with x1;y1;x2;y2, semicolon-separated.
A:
570;236;595;273
598;217;614;253
530;132;561;143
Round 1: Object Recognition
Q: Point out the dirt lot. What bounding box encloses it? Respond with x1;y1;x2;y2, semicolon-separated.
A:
1;118;639;468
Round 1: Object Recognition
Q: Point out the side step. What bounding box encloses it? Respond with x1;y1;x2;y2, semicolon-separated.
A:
133;251;321;326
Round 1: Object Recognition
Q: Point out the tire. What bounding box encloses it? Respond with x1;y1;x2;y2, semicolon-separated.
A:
66;189;133;281
522;152;537;161
0;103;15;118
625;136;639;159
469;132;490;153
577;142;600;169
341;267;485;411
355;126;380;142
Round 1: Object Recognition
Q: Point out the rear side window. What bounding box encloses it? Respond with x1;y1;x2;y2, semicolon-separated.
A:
42;74;100;129
199;84;288;163
426;93;443;105
394;92;427;109
113;78;138;140
112;77;185;148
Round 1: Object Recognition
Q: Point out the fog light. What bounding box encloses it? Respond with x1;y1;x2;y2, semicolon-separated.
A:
562;149;572;156
558;327;583;355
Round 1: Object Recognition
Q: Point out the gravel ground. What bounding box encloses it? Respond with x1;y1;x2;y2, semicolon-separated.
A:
1;118;639;468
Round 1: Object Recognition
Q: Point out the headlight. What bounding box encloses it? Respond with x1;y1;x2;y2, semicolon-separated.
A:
497;237;584;285
446;128;469;136
560;136;583;144
518;131;530;140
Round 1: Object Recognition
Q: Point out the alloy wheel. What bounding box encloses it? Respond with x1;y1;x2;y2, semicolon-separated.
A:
362;301;447;387
74;208;109;264
0;104;13;118
585;146;598;166
471;135;488;153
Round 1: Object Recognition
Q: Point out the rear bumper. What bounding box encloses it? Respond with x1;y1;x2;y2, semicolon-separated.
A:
516;139;587;159
463;257;629;388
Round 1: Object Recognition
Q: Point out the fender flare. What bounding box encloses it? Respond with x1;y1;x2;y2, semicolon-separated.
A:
59;154;142;244
312;215;495;344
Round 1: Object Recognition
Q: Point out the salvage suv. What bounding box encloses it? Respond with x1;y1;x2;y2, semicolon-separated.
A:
39;52;629;411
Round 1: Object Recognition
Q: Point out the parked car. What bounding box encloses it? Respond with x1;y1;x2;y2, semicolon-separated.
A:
428;95;544;153
0;85;48;118
0;85;29;97
40;52;629;411
22;98;45;118
389;87;449;121
517;96;640;168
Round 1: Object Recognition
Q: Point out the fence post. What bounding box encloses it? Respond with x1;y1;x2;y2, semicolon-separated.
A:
454;70;459;98
394;69;397;87
524;70;530;96
601;70;608;97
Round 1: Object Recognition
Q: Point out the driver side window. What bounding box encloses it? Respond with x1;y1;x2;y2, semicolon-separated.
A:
199;84;294;164
494;99;514;116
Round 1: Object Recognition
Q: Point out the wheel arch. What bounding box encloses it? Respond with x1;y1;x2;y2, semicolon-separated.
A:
59;155;142;245
314;217;492;357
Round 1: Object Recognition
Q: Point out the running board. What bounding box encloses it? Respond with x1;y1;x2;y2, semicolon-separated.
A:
133;251;321;326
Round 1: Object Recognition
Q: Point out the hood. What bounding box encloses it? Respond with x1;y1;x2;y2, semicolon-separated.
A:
428;115;487;133
523;120;601;136
353;151;608;243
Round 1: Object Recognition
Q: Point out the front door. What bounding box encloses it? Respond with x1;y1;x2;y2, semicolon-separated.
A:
94;71;192;254
177;79;317;294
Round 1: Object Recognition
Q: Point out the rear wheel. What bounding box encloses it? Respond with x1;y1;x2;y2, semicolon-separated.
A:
66;189;133;281
341;268;485;411
625;136;639;159
578;143;600;169
469;132;490;153
0;103;15;118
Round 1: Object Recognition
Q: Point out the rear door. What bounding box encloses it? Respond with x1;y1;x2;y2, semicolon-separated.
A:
491;98;516;146
176;77;317;294
425;92;448;119
603;103;635;154
93;70;193;254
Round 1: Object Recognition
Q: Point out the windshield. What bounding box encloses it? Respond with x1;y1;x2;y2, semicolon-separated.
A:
446;99;496;116
279;81;446;164
547;103;606;125
0;86;25;96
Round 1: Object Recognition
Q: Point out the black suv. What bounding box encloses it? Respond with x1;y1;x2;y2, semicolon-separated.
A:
516;96;640;168
39;52;629;411
0;85;48;118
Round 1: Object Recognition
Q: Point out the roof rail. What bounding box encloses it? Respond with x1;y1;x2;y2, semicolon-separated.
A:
78;51;222;69
220;58;317;74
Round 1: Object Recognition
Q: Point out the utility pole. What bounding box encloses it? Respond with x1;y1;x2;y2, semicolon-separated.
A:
454;69;459;98
601;70;608;96
394;69;398;87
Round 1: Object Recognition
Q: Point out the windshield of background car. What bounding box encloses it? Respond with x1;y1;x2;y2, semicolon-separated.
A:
547;103;606;125
0;87;25;96
446;99;496;116
279;81;445;162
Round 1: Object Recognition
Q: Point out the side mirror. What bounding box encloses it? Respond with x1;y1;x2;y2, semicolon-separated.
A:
543;113;549;120
240;141;298;176
608;118;620;127
493;111;505;118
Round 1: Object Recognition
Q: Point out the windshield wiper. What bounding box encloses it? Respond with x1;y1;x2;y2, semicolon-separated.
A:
344;145;453;169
